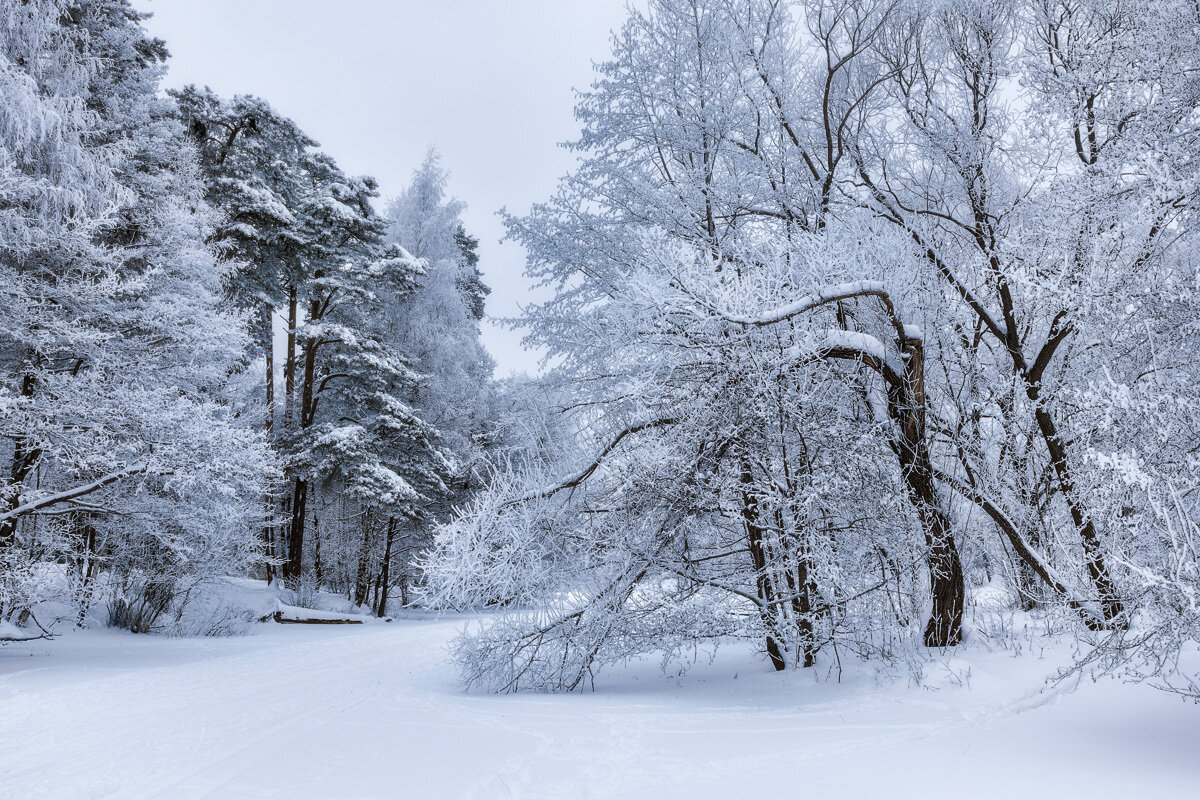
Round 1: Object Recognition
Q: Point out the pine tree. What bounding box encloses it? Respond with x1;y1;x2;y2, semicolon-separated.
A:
454;225;488;322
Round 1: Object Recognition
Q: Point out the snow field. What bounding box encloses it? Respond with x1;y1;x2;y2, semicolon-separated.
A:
1;615;1197;800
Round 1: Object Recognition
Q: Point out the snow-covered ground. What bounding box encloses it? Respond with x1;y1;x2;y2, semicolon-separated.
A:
1;610;1197;800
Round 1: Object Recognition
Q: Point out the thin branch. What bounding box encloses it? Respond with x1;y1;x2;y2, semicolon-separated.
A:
502;418;677;507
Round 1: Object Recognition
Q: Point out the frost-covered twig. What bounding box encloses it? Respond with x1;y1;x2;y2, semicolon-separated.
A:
502;417;677;507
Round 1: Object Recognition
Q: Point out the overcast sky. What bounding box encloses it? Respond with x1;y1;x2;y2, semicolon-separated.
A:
136;0;629;376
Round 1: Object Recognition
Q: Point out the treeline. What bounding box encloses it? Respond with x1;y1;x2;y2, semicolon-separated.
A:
0;0;495;634
426;0;1200;695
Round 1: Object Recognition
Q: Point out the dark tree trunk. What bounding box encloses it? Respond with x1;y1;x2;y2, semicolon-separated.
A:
740;460;786;671
284;286;297;429
353;515;373;608
994;234;1123;624
0;374;41;552
375;516;397;617
260;305;277;584
1027;396;1124;623
889;338;965;648
794;557;817;667
791;552;818;666
285;478;307;582
264;303;275;438
312;508;323;587
269;290;299;585
283;301;321;584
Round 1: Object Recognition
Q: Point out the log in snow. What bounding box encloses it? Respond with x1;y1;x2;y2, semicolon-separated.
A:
268;602;386;625
272;612;363;625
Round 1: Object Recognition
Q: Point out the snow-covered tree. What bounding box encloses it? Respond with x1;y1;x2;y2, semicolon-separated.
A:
0;0;272;631
385;151;494;462
370;152;495;605
175;87;454;593
426;0;1200;693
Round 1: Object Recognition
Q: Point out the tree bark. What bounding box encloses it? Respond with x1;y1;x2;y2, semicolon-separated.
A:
0;374;40;551
775;507;817;667
284;286;297;429
264;303;275;437
375;516;397;617
889;338;964;647
312;507;323;587
1027;393;1124;623
285;478;307;583
353;513;373;608
740;460;787;670
283;299;321;584
261;305;277;583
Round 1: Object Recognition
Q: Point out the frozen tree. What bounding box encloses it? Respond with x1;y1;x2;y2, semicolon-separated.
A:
0;0;272;631
426;0;1200;693
172;85;321;580
385;151;495;462
372;152;495;606
428;0;957;688
175;87;455;595
850;0;1200;632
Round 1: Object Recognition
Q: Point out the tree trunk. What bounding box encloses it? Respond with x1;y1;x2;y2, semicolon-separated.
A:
794;556;817;667
773;509;817;667
71;516;100;626
1027;396;1124;623
285;478;307;582
890;338;964;648
375;516;397;617
284;286;297;430
312;507;323;587
260;305;277;583
353;514;373;608
283;302;321;584
264;303;275;437
276;288;299;584
0;374;41;552
740;460;787;671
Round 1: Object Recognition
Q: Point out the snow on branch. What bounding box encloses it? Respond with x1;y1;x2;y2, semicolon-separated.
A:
716;280;888;325
0;464;158;524
716;280;910;344
786;329;906;387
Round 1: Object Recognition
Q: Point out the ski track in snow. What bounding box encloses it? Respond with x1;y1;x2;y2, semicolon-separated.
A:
1;617;1198;800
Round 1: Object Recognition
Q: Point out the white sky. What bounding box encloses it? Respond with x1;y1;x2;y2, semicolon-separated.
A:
136;0;629;376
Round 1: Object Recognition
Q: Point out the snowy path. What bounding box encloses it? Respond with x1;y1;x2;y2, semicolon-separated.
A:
1;617;1197;799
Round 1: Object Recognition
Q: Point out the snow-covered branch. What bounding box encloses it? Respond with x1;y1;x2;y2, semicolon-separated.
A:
716;280;909;344
0;464;158;524
788;329;905;388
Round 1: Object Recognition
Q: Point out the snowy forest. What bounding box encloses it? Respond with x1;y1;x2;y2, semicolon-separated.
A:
3;0;1200;797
